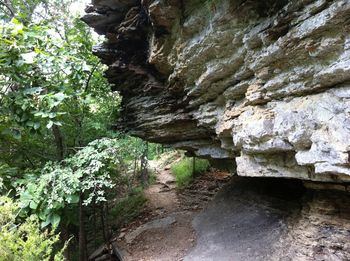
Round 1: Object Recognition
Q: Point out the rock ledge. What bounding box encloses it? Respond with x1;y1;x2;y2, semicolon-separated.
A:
83;0;350;182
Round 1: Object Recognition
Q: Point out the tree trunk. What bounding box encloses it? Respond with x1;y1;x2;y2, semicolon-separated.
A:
100;204;107;243
79;193;87;261
52;125;64;161
61;224;71;261
93;199;97;249
140;142;149;186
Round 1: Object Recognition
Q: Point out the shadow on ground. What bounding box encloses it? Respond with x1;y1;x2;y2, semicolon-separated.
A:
185;177;350;261
185;177;305;261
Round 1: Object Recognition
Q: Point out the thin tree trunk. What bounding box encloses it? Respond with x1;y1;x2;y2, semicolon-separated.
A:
100;204;113;261
100;204;107;243
61;224;71;261
79;193;87;261
129;158;137;192
1;0;15;18
52;125;64;161
93;199;97;249
156;144;160;156
140;142;149;186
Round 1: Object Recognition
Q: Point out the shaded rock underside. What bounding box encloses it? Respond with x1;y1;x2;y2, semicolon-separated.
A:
82;0;350;182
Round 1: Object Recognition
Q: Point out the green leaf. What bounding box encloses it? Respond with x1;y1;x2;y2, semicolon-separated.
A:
52;201;64;209
48;112;56;119
20;191;32;200
69;194;79;204
38;211;47;221
41;112;49;118
29;200;38;209
34;111;43;117
41;219;51;228
19;200;30;208
50;214;61;227
53;92;65;102
82;63;91;72
26;121;34;127
23;87;42;95
1;128;12;136
11;18;21;24
46;120;53;129
21;103;28;110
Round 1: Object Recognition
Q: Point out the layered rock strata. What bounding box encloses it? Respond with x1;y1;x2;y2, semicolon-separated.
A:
82;0;350;182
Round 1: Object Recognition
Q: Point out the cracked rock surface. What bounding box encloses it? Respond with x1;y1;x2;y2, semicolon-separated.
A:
83;0;350;182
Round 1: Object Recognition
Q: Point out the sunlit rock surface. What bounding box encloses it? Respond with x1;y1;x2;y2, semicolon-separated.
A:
83;0;350;182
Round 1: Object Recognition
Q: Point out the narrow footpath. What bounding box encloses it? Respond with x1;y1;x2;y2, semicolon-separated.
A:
116;157;230;261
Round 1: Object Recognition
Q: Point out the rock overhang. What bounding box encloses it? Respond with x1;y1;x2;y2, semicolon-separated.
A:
82;0;350;182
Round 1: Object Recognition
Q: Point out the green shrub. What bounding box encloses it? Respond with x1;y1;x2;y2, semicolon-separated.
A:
194;158;211;174
171;157;210;189
109;191;147;228
0;196;65;261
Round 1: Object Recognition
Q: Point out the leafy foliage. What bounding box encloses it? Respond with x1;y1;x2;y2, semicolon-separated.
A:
15;137;154;228
0;14;118;167
0;0;41;22
0;0;161;259
0;196;65;261
16;138;122;228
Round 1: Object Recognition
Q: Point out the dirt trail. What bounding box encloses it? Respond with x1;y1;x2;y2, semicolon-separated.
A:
116;159;230;261
143;163;179;212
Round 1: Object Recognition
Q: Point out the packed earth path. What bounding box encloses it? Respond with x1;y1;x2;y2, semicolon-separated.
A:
114;155;231;261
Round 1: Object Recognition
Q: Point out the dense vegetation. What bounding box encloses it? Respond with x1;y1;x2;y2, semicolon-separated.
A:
0;1;163;260
0;196;65;260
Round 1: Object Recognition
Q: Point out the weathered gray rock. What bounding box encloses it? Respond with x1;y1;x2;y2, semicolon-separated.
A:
184;177;350;261
124;216;176;244
83;0;350;182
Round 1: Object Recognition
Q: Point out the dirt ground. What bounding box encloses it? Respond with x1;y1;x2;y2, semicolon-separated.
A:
115;158;231;261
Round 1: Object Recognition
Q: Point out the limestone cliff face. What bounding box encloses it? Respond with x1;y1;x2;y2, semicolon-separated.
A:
83;0;350;182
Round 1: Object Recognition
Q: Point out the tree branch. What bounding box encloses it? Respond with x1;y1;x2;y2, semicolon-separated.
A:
84;64;99;93
0;1;15;18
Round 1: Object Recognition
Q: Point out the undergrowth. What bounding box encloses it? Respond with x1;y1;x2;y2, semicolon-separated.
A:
109;188;147;229
171;157;210;189
0;196;65;261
